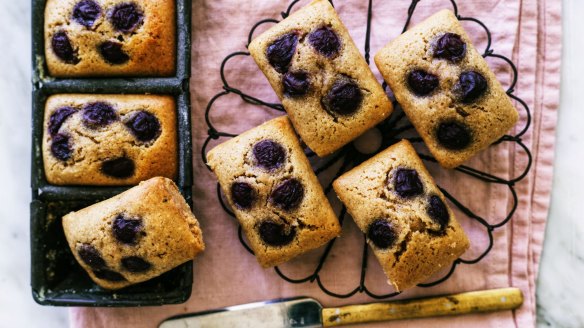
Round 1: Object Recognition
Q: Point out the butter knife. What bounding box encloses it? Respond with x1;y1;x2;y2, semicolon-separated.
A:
159;287;523;327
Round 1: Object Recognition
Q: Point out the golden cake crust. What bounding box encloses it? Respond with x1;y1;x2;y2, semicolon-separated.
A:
62;177;205;290
374;10;518;168
44;0;176;77
333;140;469;291
42;94;177;186
248;0;392;157
207;116;341;267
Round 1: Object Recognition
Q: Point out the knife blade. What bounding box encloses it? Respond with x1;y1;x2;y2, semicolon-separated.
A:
159;297;322;328
159;287;523;328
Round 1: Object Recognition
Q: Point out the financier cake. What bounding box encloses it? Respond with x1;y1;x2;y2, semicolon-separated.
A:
333;140;469;291
62;177;205;290
42;94;177;186
206;116;341;267
374;10;518;168
248;0;392;157
44;0;176;77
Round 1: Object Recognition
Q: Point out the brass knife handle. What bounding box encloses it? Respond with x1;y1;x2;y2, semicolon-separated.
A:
321;287;523;327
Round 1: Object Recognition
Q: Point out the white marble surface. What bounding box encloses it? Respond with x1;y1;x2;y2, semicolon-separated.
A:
0;0;581;327
535;0;584;327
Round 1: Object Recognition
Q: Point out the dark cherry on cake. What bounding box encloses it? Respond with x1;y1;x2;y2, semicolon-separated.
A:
259;220;296;246
433;33;466;62
367;219;397;249
270;178;304;211
283;71;311;97
253;140;286;170
436;121;472;150
322;77;363;116
427;195;450;231
456;71;488;103
72;0;102;28
308;26;341;57
121;256;152;273
101;157;135;178
49;107;76;136
51;134;73;161
82;102;118;128
77;244;106;270
109;3;143;33
407;69;439;96
393;168;423;198
231;181;256;210
51;31;79;64
125;111;160;142
99;41;130;65
112;215;143;244
266;32;298;73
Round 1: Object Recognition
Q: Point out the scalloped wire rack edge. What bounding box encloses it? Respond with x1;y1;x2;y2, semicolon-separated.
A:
200;0;532;300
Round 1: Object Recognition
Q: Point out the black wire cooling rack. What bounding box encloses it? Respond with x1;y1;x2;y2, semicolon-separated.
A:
201;0;532;299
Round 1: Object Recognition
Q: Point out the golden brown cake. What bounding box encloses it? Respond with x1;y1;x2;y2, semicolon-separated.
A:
42;94;177;186
44;0;176;77
374;10;518;168
62;177;205;290
333;140;469;291
206;116;341;267
248;0;392;157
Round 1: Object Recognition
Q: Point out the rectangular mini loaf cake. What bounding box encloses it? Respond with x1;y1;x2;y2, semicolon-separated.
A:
44;0;176;77
62;177;205;290
42;94;177;185
248;0;393;157
333;140;469;291
374;10;518;168
206;116;341;267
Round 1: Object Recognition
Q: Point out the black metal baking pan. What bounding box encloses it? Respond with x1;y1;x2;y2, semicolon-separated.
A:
30;0;194;306
30;199;194;307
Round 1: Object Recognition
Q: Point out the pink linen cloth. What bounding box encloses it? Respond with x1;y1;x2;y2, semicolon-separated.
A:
71;0;562;327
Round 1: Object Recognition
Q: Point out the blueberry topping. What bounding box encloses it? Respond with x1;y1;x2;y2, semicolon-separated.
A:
82;102;117;128
51;134;72;161
77;244;106;270
99;41;130;64
51;31;79;64
252;140;286;170
92;269;126;281
308;26;341;57
266;32;298;73
125;111;160;142
270;178;304;211
109;3;143;33
72;0;101;28
101;157;135;179
407;70;439;96
231;182;255;210
434;33;466;62
393;168;423;198
367;219;397;249
456;71;488;103
283;71;310;97
49;107;76;136
112;215;143;244
121;256;151;273
436;121;472;150
322;78;363;116
259;221;296;246
427;195;450;230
